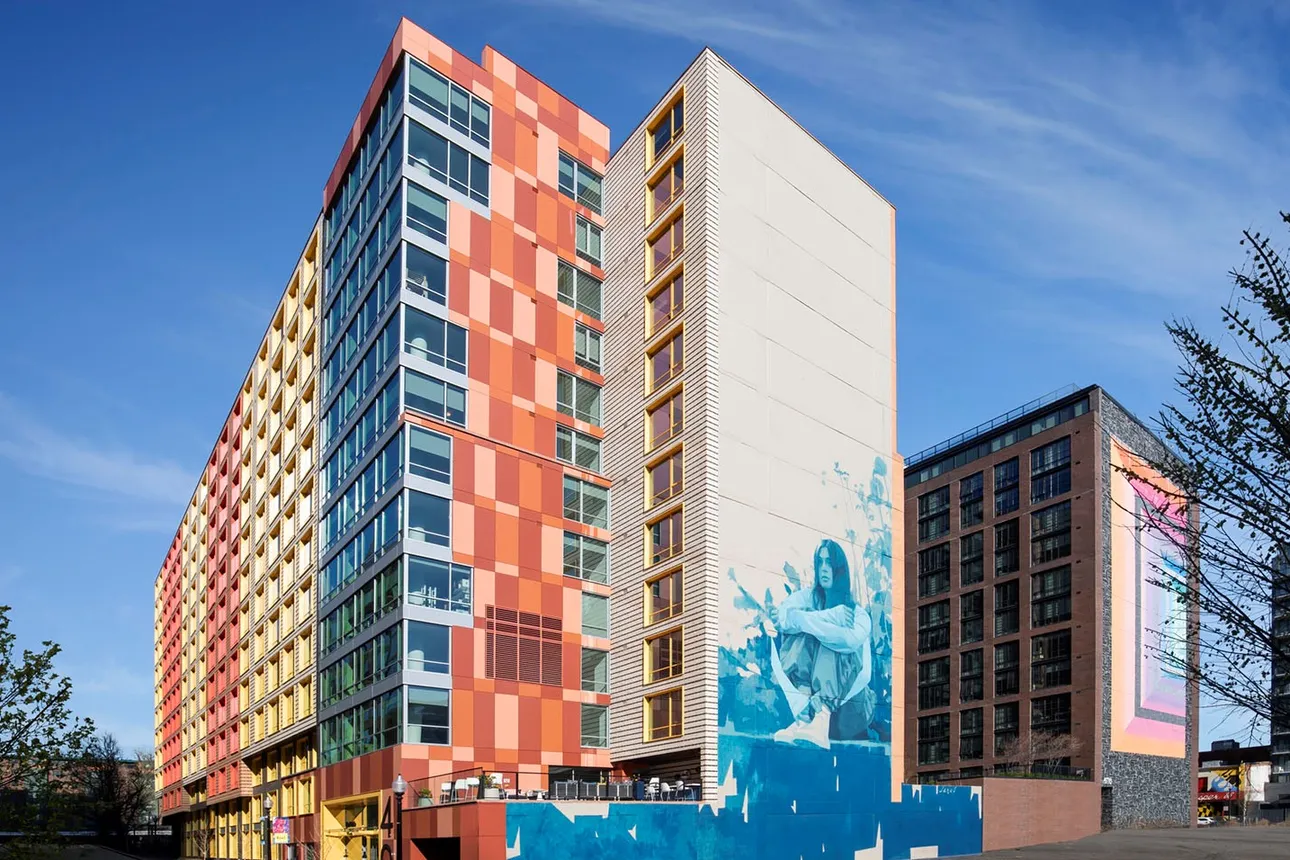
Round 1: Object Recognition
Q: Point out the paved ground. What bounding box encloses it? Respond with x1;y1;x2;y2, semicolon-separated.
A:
980;827;1290;859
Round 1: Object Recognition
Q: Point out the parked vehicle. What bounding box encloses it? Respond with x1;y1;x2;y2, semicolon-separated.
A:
1196;816;1214;827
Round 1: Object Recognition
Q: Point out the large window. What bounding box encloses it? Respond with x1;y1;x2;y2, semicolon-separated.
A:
323;377;399;496
564;532;609;583
650;330;683;390
1031;693;1072;735
405;369;467;427
323;317;399;447
994;519;1020;576
994;640;1020;696
556;425;602;473
994;458;1020;515
994;702;1019;755
649;271;683;333
407;556;472;614
645;689;683;741
960;708;984;761
322;497;401;602
646;569;682;624
408;426;451;484
407;120;490;205
576;216;602;266
406;243;448;305
918;657;951;710
648;510;682;565
319;626;400;708
582;592;609;638
325;189;402;334
407;686;450;745
649;155;684;216
994;580;1020;637
557;260;603;320
649;215;684;274
650;97;684;161
320;560;401;656
960;532;984;585
648;391;683;448
564;476;609;528
1031;565;1072;627
917;714;950;765
960;590;984;645
581;648;609;693
320;688;400;766
321;433;402;555
917;486;951;543
961;648;984;702
408;57;491;146
326;241;402;346
581;703;609;748
325;68;402;253
917;600;950;654
1031;436;1071;503
405;307;467;373
574;324;602;373
557;370;602;425
1031;629;1071;690
323;258;401;398
407;621;450;674
558;152;603;215
960;472;984;527
646;628;683;683
407;490;450;546
648;450;683;507
406;181;449;242
1031;500;1072;564
917;544;951;599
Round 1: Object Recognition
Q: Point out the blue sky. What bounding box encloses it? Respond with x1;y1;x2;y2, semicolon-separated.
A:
0;0;1285;751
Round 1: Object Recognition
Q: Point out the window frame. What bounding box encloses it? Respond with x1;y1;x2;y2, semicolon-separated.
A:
647;212;684;277
648;269;684;335
555;424;603;473
644;687;684;742
645;627;684;684
649;95;684;164
645;568;683;626
558;151;604;216
574;323;603;373
576;216;603;266
557;259;604;321
648;150;684;221
647;446;684;508
648;328;684;391
647;389;684;450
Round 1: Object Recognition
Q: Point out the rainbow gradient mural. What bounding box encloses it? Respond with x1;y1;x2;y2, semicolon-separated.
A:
1109;439;1188;757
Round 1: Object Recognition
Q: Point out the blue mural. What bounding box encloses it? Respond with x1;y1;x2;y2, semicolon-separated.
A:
505;458;981;860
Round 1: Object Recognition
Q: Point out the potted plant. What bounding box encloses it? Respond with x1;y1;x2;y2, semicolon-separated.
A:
483;774;502;799
416;787;434;807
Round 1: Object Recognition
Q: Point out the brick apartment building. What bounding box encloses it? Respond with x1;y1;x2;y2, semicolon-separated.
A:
902;384;1199;827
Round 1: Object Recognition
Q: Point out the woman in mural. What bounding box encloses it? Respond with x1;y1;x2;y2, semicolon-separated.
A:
767;538;875;743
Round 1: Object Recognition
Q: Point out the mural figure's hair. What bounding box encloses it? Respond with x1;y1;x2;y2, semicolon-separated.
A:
812;538;854;609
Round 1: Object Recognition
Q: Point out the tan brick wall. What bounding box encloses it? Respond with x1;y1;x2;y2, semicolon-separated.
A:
981;777;1101;851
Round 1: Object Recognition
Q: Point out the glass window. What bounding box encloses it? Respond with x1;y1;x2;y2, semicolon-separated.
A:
575;324;602;373
646;628;683;683
407;490;450;546
405;369;467;427
917;714;950;765
960;472;984;527
1031;629;1071;690
960;532;984;585
555;425;602;473
558;152;604;215
407;621;450;674
320;560;402;656
556;370;602;426
649;155;684;217
994;458;1020;515
1031;436;1072;503
960;648;984;702
646;569;682;625
994;640;1020;696
649;450;683;507
650;98;684;161
646;689;682;741
408;58;491;145
563;476;609;529
406;243;448;305
917;657;950;710
649;271;683;333
405;307;467;374
994;519;1020;576
917;600;950;654
576;216;603;265
960;590;984;645
650;331;683;390
1031;692;1072;735
1031;565;1072;627
1031;501;1072;564
648;510;682;565
994;580;1019;637
407;556;472;614
564;532;609;584
581;592;609;637
407;181;448;243
994;702;1019;755
407;686;450;745
917;544;950;599
959;708;984;761
648;391;683;449
321;432;402;555
408;426;452;484
581;648;609;693
557;260;603;320
917;486;951;543
322;377;400;496
649;214;683;274
580;703;609;748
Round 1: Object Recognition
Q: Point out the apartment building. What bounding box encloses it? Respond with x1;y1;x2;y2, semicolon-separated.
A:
153;224;322;860
903;384;1199;827
1264;556;1290;818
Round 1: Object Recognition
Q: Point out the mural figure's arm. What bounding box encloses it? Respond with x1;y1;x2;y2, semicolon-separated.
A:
793;603;871;652
776;588;814;635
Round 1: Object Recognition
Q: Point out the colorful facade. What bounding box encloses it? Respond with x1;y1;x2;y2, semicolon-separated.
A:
155;18;985;860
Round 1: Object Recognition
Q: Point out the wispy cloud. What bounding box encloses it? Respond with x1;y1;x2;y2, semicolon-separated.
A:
0;393;193;508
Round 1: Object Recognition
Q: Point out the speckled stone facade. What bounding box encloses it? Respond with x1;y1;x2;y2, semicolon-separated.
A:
1095;390;1199;827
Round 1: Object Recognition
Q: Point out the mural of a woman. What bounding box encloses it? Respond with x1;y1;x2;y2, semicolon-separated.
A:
768;539;875;743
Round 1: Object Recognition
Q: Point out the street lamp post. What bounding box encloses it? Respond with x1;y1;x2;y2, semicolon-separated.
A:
391;775;407;860
262;795;274;860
